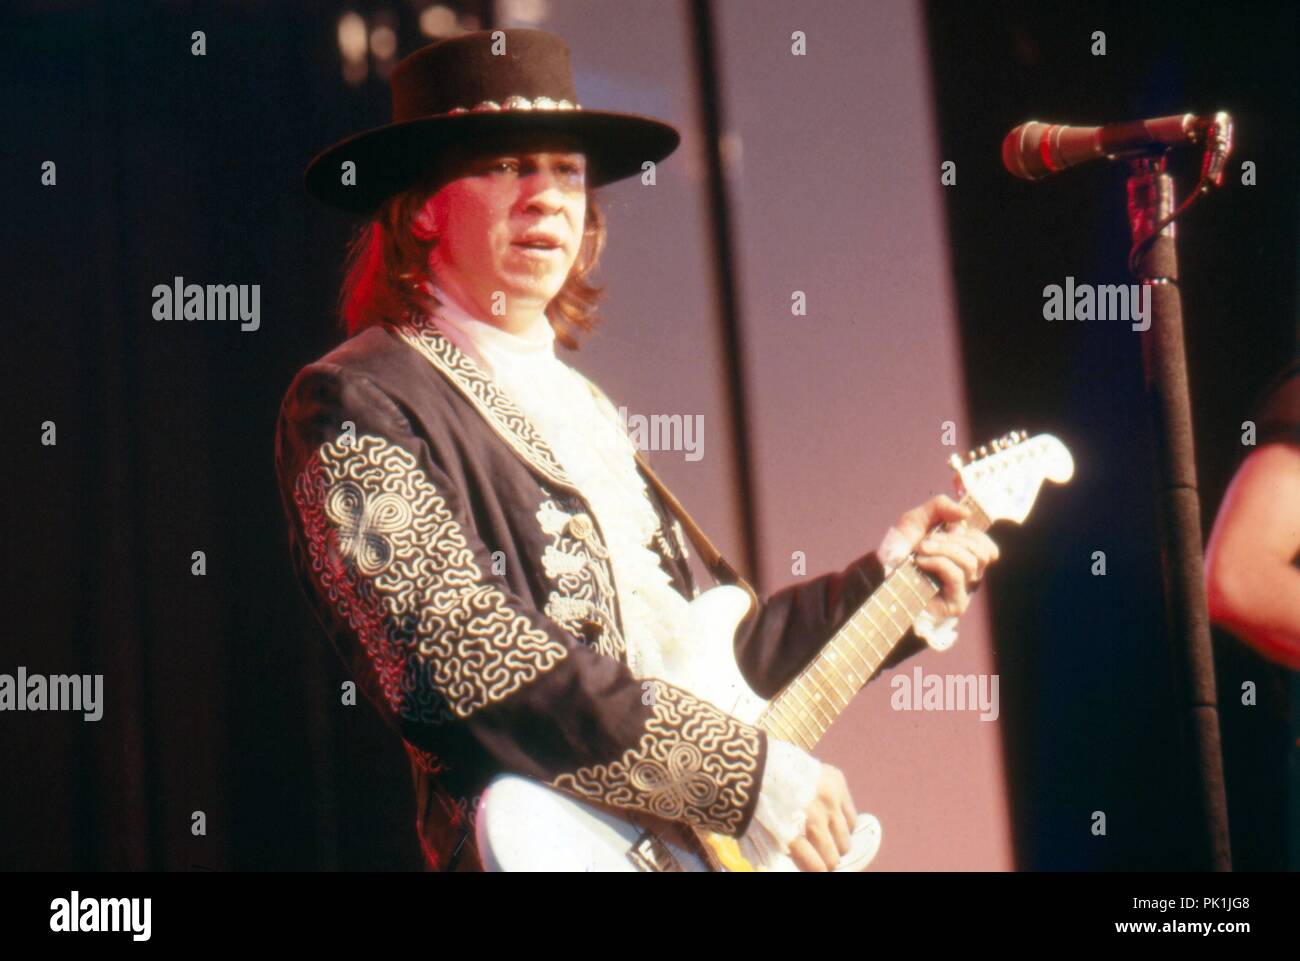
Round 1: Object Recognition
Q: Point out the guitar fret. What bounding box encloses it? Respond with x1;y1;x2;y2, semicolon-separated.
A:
906;563;940;602
882;580;913;616
796;690;831;741
820;642;865;691
873;595;909;635
762;713;797;745
878;586;912;631
758;702;799;746
811;658;852;712
786;718;819;751
836;624;876;679
859;606;893;649
865;628;891;666
793;676;835;730
773;696;821;747
769;705;807;746
812;652;854;704
893;569;929;608
908;562;941;595
846;615;887;660
860;642;885;675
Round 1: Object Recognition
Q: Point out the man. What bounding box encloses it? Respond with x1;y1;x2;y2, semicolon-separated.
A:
276;28;997;871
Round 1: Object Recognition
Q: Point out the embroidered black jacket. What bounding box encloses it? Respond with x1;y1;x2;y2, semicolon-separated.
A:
274;317;914;870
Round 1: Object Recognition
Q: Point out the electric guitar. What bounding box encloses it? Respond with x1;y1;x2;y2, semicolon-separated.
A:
476;431;1075;871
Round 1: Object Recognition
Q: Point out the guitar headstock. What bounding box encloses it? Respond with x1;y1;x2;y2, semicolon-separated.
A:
949;431;1074;525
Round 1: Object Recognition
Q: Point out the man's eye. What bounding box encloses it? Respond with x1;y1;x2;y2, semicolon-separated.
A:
487;159;519;174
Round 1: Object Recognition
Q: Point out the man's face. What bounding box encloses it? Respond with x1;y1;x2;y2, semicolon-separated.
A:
421;133;588;319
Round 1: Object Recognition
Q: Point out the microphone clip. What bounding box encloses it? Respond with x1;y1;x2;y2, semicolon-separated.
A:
1192;111;1234;190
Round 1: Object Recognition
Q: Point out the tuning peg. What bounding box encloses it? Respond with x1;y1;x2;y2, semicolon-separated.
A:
949;453;964;471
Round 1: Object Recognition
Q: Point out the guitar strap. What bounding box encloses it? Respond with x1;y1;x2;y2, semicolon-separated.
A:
631;447;760;614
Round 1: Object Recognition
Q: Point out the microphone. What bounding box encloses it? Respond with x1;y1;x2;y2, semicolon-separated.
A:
1002;112;1232;182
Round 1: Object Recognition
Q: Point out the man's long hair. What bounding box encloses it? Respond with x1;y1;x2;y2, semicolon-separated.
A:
337;167;608;349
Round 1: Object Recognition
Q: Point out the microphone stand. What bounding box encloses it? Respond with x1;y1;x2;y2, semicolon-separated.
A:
1126;138;1232;871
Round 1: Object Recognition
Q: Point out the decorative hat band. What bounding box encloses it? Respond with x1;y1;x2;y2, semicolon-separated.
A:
304;29;681;210
447;96;582;116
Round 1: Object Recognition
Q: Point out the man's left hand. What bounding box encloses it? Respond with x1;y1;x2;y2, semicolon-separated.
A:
889;494;1000;621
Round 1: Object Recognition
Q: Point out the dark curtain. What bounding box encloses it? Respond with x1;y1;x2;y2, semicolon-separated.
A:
0;1;478;870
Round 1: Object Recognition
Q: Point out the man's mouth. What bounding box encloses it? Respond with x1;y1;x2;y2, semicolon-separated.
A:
513;233;564;251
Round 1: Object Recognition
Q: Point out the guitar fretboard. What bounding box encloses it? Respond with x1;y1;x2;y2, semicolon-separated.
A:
755;496;991;751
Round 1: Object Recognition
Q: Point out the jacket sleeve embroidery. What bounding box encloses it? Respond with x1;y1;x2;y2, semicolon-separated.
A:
549;680;762;835
294;433;569;721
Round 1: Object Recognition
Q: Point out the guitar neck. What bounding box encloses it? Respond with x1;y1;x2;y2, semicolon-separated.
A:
755;495;991;751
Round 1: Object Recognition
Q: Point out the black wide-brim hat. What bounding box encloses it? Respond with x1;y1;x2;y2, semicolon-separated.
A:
304;28;681;214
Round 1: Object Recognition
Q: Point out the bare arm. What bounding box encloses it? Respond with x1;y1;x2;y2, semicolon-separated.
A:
1204;443;1300;669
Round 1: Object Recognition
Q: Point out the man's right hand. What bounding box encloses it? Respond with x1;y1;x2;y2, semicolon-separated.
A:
788;763;857;871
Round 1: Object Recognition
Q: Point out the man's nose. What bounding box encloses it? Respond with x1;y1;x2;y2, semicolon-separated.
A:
518;167;570;212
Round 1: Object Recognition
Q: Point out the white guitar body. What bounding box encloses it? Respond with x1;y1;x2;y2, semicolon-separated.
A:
477;584;883;872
